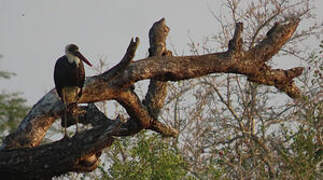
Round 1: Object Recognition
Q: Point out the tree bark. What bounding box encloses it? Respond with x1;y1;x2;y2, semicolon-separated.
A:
0;17;303;179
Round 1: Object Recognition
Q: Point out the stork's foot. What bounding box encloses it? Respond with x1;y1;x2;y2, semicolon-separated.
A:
73;111;80;136
73;108;86;116
61;134;70;140
74;123;79;136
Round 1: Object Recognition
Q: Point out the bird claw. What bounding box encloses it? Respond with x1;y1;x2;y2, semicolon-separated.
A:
61;134;70;140
72;108;86;116
75;123;79;135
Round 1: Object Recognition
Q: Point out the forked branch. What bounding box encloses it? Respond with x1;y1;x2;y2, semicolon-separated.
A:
0;17;304;178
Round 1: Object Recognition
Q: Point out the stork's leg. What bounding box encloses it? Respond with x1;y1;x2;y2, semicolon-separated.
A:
64;105;68;137
75;116;79;134
62;89;68;138
74;104;87;135
61;87;81;136
75;105;79;134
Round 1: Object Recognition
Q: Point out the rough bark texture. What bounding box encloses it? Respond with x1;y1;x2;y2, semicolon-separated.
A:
0;17;303;179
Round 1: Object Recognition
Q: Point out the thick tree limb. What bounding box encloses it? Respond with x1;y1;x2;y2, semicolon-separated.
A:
0;17;303;178
0;120;119;179
144;18;178;137
144;18;170;120
251;19;300;63
247;66;304;98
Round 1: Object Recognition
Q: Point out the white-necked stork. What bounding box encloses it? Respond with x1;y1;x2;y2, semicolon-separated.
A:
54;44;92;137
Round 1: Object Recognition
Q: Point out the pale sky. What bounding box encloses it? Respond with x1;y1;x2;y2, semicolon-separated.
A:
0;0;322;105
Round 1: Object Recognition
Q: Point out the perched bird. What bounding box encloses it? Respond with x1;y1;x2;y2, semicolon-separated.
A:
54;44;92;137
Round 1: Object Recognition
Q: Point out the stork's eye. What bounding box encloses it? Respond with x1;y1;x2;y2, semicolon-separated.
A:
67;44;79;52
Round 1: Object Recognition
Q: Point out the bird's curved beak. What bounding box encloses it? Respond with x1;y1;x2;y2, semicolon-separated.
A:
75;51;92;67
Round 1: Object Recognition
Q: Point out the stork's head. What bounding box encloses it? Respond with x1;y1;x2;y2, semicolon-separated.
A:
65;44;92;67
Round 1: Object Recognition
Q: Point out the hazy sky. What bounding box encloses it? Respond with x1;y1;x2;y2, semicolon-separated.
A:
0;0;322;105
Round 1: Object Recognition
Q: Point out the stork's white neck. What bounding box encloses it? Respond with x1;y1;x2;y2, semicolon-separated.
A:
66;52;80;66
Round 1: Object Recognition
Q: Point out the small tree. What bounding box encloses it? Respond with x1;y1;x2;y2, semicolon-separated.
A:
0;64;29;139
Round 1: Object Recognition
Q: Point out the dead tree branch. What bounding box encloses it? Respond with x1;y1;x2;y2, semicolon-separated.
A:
0;17;303;178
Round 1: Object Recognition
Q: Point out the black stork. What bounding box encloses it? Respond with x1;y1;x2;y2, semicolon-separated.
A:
54;44;92;137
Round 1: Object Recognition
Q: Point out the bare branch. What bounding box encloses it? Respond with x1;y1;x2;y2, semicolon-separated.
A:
102;37;140;80
0;120;119;179
0;17;305;178
143;17;178;136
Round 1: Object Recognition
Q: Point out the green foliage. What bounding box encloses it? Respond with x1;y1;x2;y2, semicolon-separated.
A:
278;125;321;179
291;128;320;174
274;44;322;179
107;133;189;180
0;71;15;79
0;92;29;133
0;69;29;137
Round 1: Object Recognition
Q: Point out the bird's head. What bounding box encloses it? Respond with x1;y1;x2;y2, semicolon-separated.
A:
65;44;92;67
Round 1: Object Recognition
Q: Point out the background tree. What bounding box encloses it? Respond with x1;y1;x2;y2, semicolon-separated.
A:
0;60;29;139
93;1;321;179
149;1;321;179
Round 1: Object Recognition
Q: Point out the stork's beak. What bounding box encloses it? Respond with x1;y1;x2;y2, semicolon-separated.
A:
75;51;92;67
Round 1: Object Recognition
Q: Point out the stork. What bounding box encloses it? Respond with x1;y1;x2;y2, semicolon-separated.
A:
54;44;92;137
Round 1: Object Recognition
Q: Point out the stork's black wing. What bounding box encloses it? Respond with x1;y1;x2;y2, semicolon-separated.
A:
54;56;68;98
54;56;85;98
